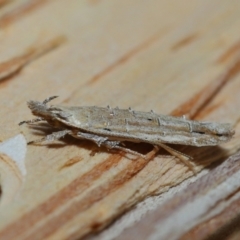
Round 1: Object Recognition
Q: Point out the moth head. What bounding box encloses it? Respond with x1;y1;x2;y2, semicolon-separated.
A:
27;100;47;116
27;96;58;119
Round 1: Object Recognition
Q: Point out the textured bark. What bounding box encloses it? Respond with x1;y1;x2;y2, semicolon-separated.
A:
0;1;240;240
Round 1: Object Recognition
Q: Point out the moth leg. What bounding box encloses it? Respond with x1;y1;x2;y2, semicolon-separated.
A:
72;132;147;159
104;143;161;161
103;141;147;159
19;117;45;126
71;132;109;147
28;130;71;144
145;145;160;159
157;143;195;173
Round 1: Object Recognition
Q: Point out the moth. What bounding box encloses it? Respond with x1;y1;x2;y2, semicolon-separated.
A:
19;96;234;170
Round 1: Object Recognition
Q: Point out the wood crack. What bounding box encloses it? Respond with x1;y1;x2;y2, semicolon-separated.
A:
0;0;52;27
0;154;122;240
63;30;167;103
0;36;66;85
171;56;240;119
86;32;162;85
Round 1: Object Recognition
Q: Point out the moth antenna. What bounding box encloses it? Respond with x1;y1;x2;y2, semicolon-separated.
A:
43;96;59;105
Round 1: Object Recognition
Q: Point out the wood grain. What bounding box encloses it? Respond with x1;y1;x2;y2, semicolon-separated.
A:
0;0;240;240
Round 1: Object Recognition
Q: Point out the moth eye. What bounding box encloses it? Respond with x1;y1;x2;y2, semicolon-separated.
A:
103;128;111;131
193;131;205;135
147;118;153;121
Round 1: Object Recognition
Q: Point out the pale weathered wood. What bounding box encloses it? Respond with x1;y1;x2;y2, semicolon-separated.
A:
114;150;240;240
0;0;240;240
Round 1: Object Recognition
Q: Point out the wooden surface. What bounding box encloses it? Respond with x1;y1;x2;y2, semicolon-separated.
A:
0;0;240;239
